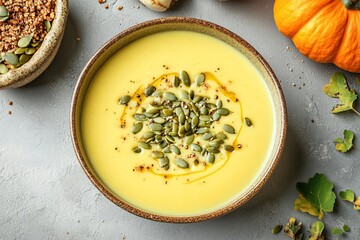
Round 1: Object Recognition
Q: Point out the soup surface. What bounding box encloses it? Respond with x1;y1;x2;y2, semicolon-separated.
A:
81;30;275;216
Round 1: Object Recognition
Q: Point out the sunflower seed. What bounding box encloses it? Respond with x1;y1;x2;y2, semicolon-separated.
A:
131;122;143;134
196;73;205;86
223;124;235;134
144;86;156;96
176;158;189;168
180;70;191;87
119;95;131;105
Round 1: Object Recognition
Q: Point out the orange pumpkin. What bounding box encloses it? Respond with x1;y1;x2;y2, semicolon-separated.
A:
274;0;360;73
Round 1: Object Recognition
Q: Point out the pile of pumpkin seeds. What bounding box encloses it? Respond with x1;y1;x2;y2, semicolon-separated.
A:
0;4;53;75
120;71;240;171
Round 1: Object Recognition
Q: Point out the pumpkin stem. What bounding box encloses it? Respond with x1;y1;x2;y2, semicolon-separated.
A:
342;0;360;9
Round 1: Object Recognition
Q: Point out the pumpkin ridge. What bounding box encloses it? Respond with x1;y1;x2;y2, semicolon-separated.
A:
333;9;350;62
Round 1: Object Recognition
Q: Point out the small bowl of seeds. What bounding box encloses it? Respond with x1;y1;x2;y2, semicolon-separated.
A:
0;0;68;89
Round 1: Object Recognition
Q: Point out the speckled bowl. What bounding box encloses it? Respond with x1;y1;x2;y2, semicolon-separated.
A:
0;0;68;89
71;17;287;223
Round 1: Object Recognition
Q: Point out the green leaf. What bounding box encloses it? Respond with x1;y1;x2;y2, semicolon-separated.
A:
295;173;336;219
334;130;354;153
323;73;360;116
339;189;355;202
309;221;325;240
343;225;350;232
284;218;303;239
331;227;344;235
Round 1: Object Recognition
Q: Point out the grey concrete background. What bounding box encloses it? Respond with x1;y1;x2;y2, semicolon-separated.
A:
1;0;359;239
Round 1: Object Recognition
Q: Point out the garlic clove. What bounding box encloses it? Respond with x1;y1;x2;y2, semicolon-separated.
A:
139;0;178;12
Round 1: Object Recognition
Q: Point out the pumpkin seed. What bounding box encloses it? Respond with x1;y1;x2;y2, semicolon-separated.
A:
175;107;183;116
31;41;40;47
184;121;191;131
180;70;191;87
224;145;235;152
132;147;142;153
159;140;168;148
138;141;151;149
18;34;33;48
146;107;160;114
217;108;230;116
133;113;146;121
199;115;211;122
216;100;223;108
119;95;131;105
215;132;228;140
0;6;9;17
191;116;199;128
192;95;203;103
163;92;177;101
179;90;189;100
245;117;253;127
191;143;202;152
196;73;205;86
170;145;181;155
153;117;165;124
4;52;19;65
19;54;30;65
189;90;194;100
207;147;220;154
149;123;163;131
223;124;235;134
173;76;181;87
144;86;156;96
151;90;162;97
143;112;154;118
155;135;162;142
176;158;189;168
146;137;154;143
25;47;36;55
0;64;8;74
206;153;215;163
152;151;164;158
178;125;186;137
163;109;173;116
212;113;221;121
172;122;179;132
182;106;190;116
272;225;283;235
159;157;169;168
15;47;27;55
44;20;51;32
202;133;213;141
163;147;171;153
184;135;195;145
178;113;185;125
165;135;175;143
131;122;143;134
196;127;209;134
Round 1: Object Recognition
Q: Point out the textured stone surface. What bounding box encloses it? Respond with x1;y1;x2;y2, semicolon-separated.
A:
1;0;359;239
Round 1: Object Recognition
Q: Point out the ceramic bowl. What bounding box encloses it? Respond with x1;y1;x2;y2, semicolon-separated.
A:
0;0;68;89
71;17;287;223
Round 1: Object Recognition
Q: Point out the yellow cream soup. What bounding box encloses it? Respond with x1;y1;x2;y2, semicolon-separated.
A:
81;31;275;216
